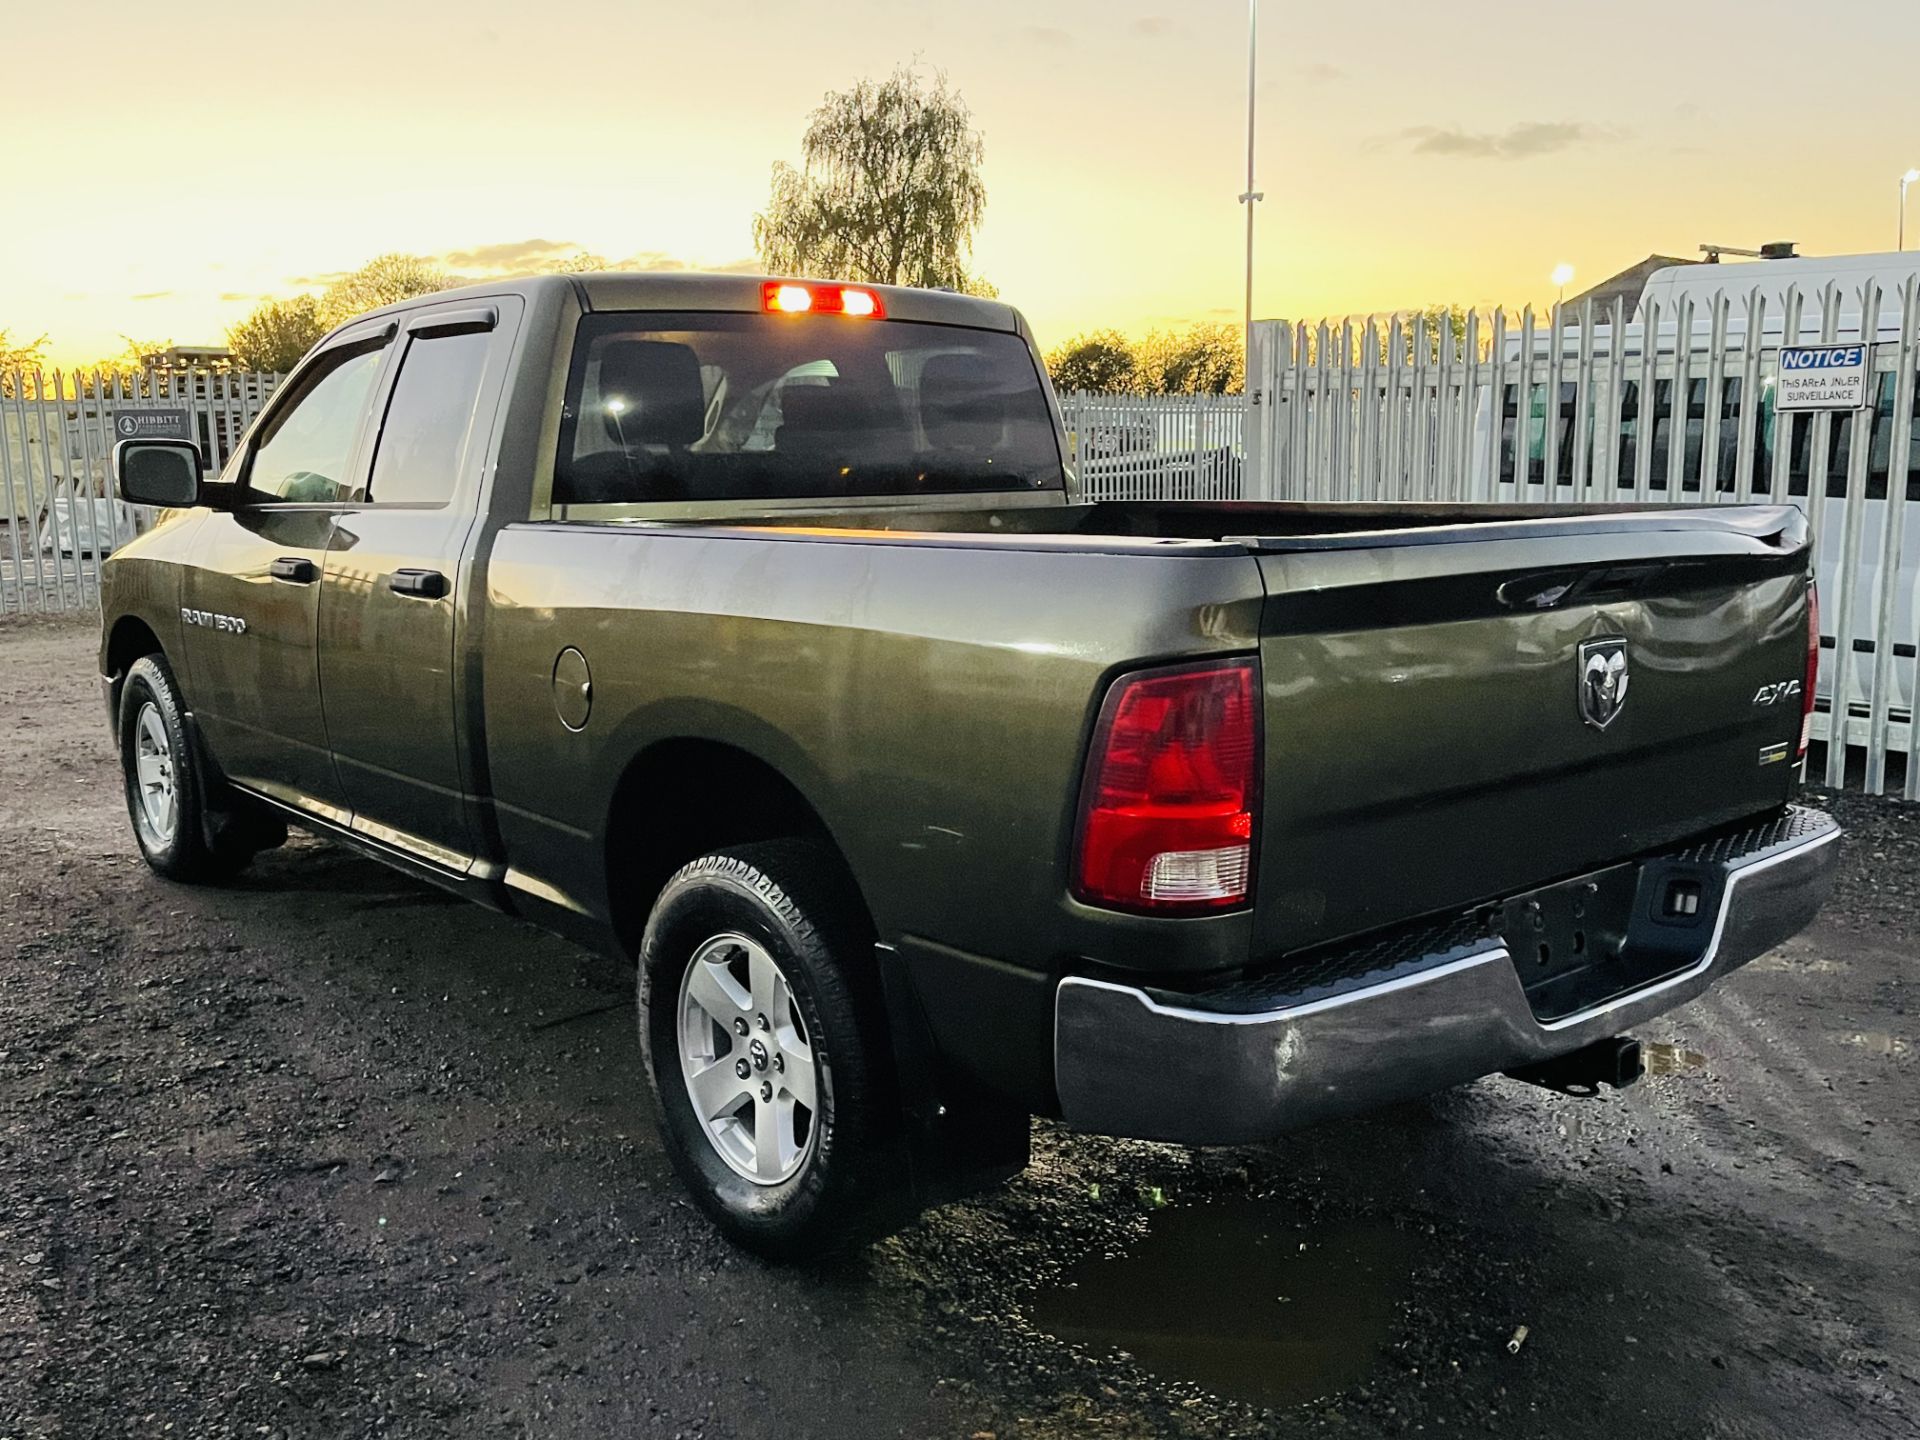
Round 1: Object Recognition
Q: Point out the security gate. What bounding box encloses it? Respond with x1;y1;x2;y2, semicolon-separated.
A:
1;367;279;617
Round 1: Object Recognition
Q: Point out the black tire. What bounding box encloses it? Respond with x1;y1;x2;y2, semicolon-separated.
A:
638;840;906;1259
118;654;266;883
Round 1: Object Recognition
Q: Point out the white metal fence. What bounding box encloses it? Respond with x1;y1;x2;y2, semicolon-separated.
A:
1244;281;1920;798
3;378;1232;610
1058;391;1245;501
6;321;1909;798
1;367;279;616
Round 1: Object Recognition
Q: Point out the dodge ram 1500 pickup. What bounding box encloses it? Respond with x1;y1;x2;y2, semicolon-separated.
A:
100;273;1840;1256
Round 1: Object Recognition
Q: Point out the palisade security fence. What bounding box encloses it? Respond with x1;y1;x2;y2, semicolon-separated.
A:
1;367;279;615
1058;390;1245;502
1245;280;1920;798
0;375;1243;611
5;290;1913;799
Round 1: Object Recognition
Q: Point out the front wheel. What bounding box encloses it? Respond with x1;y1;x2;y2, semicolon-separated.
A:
119;654;275;883
638;841;906;1259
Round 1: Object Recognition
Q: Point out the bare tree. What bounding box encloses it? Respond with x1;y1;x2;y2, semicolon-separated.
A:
753;67;989;293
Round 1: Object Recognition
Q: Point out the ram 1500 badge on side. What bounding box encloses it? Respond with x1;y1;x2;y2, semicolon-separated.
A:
99;274;1841;1256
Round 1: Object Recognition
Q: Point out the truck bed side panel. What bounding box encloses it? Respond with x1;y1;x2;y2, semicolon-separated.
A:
479;525;1267;976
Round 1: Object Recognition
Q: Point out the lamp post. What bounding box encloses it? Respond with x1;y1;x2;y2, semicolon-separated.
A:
1551;262;1575;313
1238;0;1263;374
1901;169;1920;252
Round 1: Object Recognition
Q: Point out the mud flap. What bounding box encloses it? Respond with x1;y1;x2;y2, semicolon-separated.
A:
875;942;1032;1207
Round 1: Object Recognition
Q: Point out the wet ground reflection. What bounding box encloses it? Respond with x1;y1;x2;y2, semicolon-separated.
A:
1028;1196;1417;1410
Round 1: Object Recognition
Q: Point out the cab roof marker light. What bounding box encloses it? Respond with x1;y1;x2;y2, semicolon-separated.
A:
761;281;885;318
765;283;813;313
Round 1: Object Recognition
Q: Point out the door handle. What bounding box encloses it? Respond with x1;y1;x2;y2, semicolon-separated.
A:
390;568;449;600
269;556;318;584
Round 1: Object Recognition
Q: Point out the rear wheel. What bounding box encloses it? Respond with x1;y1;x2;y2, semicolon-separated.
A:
119;654;279;883
638;841;907;1259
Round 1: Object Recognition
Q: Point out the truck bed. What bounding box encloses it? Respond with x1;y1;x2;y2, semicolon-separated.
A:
695;496;1803;552
584;499;1811;973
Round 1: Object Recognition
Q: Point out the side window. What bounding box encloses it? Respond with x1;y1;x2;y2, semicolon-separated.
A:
1617;380;1640;486
361;329;495;505
247;345;385;503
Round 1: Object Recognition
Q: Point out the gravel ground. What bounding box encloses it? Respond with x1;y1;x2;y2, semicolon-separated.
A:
0;611;1913;1439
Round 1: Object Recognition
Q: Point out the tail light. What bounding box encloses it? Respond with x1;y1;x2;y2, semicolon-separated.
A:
762;281;885;318
1072;659;1259;913
1799;583;1819;760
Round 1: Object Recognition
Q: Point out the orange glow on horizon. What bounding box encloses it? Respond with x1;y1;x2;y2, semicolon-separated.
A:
3;1;1915;368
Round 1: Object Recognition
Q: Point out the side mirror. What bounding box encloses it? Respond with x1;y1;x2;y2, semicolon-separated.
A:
113;438;204;508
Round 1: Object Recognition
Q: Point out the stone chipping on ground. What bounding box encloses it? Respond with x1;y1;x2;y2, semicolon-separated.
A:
0;612;1914;1439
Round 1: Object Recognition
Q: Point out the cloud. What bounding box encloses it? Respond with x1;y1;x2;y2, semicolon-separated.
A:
1401;121;1611;159
611;250;688;272
130;291;172;302
1131;15;1172;35
217;292;257;303
1018;24;1072;47
1299;61;1346;84
609;251;761;275
287;270;351;289
437;237;580;272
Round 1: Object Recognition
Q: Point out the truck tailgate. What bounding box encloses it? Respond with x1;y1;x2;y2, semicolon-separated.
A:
1249;506;1813;956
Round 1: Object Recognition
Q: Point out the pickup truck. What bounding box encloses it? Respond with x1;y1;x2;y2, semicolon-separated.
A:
100;273;1841;1257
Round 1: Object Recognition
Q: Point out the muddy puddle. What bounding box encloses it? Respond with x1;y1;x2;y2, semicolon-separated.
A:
1027;1197;1417;1410
1642;1042;1709;1075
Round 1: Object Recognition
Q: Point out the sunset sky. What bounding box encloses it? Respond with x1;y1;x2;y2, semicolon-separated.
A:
5;0;1918;367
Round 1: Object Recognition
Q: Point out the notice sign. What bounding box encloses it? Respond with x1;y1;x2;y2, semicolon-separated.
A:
113;409;193;442
1777;345;1871;412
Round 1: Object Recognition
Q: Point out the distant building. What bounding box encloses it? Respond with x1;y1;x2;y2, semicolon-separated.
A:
1563;255;1700;317
139;344;235;372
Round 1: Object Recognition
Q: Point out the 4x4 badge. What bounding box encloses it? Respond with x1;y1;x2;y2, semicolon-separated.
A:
1578;637;1629;730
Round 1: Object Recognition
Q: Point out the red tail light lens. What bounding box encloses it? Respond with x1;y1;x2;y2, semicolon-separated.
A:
1800;583;1819;760
761;281;885;318
1073;660;1259;913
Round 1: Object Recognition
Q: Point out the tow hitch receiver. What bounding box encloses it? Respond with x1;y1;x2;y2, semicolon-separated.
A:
1505;1035;1645;1097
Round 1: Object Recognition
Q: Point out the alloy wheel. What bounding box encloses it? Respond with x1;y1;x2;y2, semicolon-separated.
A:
132;701;177;843
675;932;818;1185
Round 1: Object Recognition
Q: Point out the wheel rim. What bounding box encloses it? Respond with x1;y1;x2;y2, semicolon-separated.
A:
131;701;178;843
675;932;818;1186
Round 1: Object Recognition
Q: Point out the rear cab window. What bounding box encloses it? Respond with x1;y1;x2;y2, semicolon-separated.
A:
552;311;1064;508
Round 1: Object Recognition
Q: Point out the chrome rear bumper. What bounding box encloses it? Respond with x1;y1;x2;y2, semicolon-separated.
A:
1054;806;1841;1144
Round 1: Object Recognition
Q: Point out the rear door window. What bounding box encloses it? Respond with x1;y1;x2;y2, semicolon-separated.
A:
360;329;494;505
553;311;1063;505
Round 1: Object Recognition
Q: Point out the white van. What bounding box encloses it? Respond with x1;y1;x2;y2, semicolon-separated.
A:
1637;250;1920;327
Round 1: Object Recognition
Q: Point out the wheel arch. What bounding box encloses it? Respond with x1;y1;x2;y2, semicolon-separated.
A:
103;613;166;720
602;736;870;959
